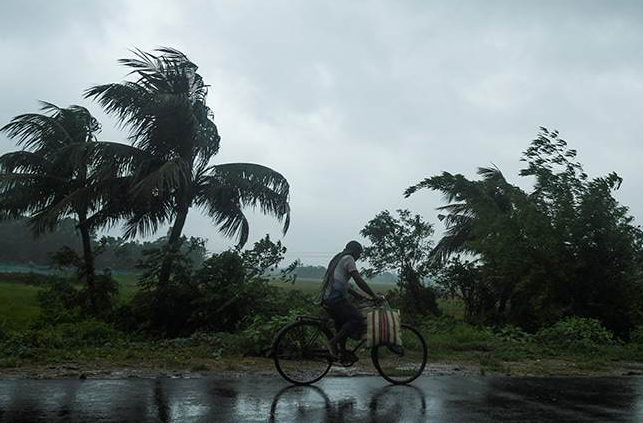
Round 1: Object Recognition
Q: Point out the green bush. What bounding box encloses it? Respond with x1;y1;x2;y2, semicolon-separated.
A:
191;251;276;332
35;273;120;324
241;308;314;356
419;315;495;351
418;315;460;334
67;319;121;345
629;327;643;344
36;278;79;324
0;335;33;359
0;319;122;355
493;325;534;344
537;317;614;349
130;243;318;338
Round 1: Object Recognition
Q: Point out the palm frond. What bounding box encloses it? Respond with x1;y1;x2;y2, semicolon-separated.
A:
84;82;151;131
194;163;290;247
0;151;47;173
122;197;175;238
211;163;290;197
204;162;290;231
130;157;191;199
198;189;250;248
1;112;72;150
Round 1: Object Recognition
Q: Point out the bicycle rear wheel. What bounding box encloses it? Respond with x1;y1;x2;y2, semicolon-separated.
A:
371;324;427;385
273;320;333;385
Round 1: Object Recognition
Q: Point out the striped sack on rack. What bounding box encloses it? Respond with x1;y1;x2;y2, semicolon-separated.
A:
366;308;402;348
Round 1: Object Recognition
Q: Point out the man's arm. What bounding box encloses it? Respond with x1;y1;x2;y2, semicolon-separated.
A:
349;270;377;299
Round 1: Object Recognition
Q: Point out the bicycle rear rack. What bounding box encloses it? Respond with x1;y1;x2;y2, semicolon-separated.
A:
296;315;330;324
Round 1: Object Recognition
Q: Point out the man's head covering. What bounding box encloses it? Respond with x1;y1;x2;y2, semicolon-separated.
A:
318;240;364;304
344;240;363;256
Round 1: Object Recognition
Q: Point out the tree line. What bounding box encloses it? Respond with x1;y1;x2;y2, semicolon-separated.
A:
360;128;643;338
0;218;206;271
0;48;290;315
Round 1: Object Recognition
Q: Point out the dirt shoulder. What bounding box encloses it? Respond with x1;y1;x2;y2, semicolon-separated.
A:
1;358;642;379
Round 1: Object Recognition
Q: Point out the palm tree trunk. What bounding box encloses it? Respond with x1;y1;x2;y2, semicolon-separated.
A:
78;219;97;314
158;204;190;285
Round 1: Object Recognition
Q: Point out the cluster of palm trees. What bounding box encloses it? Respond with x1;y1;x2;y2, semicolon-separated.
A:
0;48;290;314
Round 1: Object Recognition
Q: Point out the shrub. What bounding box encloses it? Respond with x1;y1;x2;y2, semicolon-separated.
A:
418;315;460;334
241;307;314;356
0;335;33;359
418;315;495;351
78;272;119;318
36;278;80;324
493;325;534;344
0;324;7;342
191;251;267;332
130;238;315;338
0;319;123;360
129;279;201;337
629;327;643;344
66;319;121;345
35;272;119;324
536;317;614;349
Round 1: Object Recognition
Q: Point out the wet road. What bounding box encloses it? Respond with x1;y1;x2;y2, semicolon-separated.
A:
0;376;641;422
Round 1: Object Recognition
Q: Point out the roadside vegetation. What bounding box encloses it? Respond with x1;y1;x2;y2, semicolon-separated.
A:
0;48;641;376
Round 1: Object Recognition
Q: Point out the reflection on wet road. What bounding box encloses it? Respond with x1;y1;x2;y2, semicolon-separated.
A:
0;376;641;422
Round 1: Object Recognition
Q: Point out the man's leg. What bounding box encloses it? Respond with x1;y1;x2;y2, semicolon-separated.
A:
328;300;364;359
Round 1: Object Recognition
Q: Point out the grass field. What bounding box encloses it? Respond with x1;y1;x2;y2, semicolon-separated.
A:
0;274;399;331
0;274;139;331
0;273;465;332
112;273;139;301
0;282;41;332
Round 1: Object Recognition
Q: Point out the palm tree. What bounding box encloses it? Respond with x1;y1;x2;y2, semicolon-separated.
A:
404;166;521;263
83;47;290;285
405;166;533;317
0;103;104;312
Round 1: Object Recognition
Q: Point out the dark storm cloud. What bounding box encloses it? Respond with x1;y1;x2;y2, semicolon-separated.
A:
1;0;642;264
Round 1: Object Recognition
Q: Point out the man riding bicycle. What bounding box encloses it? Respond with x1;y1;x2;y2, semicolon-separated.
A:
273;241;427;385
320;240;382;362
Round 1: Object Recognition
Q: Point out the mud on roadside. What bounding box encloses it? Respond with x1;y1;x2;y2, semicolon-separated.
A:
1;358;642;379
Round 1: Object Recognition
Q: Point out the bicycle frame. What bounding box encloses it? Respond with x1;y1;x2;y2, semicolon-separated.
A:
274;299;427;385
295;315;367;364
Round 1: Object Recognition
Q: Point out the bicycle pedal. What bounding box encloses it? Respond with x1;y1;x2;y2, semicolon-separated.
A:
339;353;359;366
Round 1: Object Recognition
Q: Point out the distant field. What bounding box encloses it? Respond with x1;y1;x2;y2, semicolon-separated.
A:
270;277;394;295
0;274;140;331
0;274;403;331
0;282;41;331
112;273;139;301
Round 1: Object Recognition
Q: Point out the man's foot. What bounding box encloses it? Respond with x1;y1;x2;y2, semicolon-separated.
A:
326;340;339;360
339;350;359;365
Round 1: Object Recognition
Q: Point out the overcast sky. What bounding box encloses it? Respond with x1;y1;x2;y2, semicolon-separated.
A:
1;0;642;265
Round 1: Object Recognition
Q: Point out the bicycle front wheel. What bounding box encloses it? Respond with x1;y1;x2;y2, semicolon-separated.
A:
273;320;333;385
371;324;427;385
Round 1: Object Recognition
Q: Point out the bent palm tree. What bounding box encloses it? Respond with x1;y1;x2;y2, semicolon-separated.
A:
405;166;531;317
84;48;290;285
0;103;103;312
404;166;521;263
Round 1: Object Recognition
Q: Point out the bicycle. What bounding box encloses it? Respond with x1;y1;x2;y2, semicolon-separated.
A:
272;297;428;385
